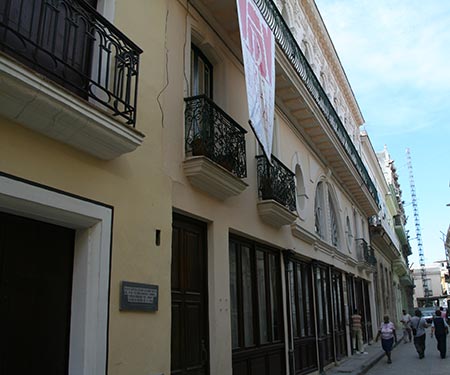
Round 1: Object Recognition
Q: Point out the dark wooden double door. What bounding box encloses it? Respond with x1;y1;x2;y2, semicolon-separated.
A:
315;265;347;370
347;276;373;344
171;214;209;375
0;211;75;374
286;257;347;375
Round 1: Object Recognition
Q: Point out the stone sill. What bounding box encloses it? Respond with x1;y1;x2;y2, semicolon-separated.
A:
183;156;248;200
257;199;297;228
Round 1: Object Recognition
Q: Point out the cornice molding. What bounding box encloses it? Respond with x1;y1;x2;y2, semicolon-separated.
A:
300;0;364;126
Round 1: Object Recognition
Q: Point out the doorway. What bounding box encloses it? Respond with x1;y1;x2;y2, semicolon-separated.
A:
0;211;75;374
171;214;209;375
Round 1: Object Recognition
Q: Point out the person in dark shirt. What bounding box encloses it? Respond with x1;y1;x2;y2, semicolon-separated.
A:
431;309;449;359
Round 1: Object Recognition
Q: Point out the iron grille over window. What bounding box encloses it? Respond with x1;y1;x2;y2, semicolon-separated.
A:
256;155;296;212
185;95;247;178
0;0;142;125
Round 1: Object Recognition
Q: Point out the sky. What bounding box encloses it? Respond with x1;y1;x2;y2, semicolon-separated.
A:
315;0;450;267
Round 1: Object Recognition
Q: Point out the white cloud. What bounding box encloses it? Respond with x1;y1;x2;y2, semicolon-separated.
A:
316;0;450;135
318;0;450;90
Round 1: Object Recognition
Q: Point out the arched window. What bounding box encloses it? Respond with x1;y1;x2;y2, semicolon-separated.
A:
295;165;306;213
345;216;353;252
302;39;311;63
328;191;339;247
314;182;325;238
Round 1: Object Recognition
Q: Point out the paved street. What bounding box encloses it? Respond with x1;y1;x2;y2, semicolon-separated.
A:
367;333;450;375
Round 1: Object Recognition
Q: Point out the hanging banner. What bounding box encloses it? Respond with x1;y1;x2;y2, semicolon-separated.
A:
236;0;275;162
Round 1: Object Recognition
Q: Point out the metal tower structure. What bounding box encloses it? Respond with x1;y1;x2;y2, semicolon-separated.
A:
406;148;431;298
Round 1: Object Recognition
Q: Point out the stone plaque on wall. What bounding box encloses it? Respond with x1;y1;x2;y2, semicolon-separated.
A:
120;281;158;312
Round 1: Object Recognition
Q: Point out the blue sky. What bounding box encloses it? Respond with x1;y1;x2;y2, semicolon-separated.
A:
315;0;450;267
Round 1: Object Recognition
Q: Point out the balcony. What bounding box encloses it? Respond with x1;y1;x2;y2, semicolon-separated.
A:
355;238;376;271
256;155;297;227
394;214;409;247
183;95;248;200
188;0;379;215
393;258;409;277
0;0;144;159
255;0;379;208
369;215;401;260
400;273;414;288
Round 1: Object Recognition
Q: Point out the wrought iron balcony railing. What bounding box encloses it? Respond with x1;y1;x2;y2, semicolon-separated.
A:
185;95;247;178
369;215;382;227
0;0;142;126
256;155;296;212
393;214;403;227
253;0;379;207
356;238;377;266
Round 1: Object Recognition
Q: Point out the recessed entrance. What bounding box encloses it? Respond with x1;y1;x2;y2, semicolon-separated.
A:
0;211;75;374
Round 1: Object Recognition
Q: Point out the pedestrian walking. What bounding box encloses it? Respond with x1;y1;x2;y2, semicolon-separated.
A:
431;308;449;359
351;309;367;354
375;315;397;364
440;306;448;323
411;309;429;359
400;309;412;343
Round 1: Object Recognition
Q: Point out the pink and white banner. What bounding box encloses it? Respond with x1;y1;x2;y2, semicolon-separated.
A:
236;0;275;162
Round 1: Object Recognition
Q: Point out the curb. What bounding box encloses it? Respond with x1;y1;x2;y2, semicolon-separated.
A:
325;338;403;375
356;339;403;375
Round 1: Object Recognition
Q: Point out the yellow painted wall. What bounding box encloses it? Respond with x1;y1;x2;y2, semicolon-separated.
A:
0;1;172;374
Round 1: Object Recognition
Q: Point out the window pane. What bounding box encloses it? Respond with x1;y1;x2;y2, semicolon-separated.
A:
322;269;330;334
332;275;338;327
191;45;213;98
288;262;297;337
296;266;305;337
229;243;239;349
190;50;196;96
257;251;268;344
303;266;313;337
314;182;325;239
242;246;254;346
316;268;325;335
198;59;205;95
269;254;280;341
204;65;211;98
329;194;338;246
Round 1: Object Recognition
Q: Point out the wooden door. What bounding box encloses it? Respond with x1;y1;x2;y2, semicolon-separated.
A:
314;264;334;370
230;238;285;375
331;270;347;360
363;281;373;342
285;257;317;375
0;212;75;375
171;214;209;375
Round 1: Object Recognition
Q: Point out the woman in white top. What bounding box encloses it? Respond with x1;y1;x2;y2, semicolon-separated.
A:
375;315;397;364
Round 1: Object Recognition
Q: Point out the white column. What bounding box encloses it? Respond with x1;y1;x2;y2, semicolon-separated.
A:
207;222;233;375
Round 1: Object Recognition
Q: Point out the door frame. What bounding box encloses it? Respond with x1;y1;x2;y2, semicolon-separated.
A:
0;172;112;375
171;213;210;375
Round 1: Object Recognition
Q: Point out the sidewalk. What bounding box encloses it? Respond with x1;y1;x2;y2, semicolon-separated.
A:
324;338;402;375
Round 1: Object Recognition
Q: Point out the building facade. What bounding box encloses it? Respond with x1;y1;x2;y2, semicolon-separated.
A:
413;262;449;308
163;1;379;374
373;145;414;318
0;1;173;374
0;1;411;375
